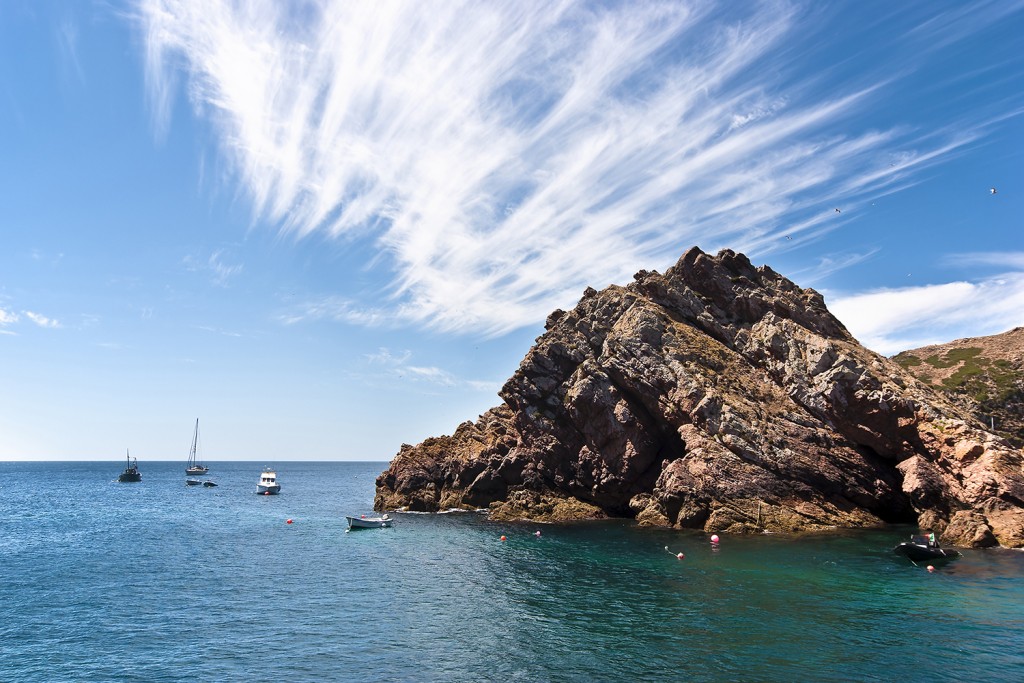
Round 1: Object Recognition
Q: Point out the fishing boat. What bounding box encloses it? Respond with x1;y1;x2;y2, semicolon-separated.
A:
185;418;209;475
346;514;393;530
118;450;142;483
185;479;203;486
257;468;281;495
893;535;961;563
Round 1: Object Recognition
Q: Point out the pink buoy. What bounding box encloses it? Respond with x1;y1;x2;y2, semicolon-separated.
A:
710;534;720;544
534;530;542;537
927;565;935;573
676;552;685;560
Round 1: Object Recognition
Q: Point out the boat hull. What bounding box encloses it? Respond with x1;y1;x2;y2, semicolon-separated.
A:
346;516;393;529
257;485;281;495
894;542;960;563
118;471;141;483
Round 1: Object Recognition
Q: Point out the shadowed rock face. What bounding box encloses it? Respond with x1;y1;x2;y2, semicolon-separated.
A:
375;247;1024;548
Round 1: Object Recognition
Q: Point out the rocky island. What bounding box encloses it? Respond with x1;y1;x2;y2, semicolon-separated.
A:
375;247;1024;548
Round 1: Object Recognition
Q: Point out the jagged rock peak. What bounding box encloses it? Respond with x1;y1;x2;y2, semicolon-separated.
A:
376;247;1024;549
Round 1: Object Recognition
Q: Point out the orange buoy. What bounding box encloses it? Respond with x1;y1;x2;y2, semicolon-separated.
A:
286;519;293;524
500;535;507;542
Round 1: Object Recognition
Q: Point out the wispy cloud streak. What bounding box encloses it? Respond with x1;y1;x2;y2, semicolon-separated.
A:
139;0;1021;335
183;249;243;285
24;312;61;329
365;346;498;391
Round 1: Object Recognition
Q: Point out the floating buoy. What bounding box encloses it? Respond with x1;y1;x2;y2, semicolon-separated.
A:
676;552;685;560
927;565;935;573
534;530;542;538
286;519;293;524
711;534;720;544
500;535;507;542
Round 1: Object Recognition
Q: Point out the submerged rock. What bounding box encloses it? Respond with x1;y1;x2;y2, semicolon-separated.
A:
375;247;1024;547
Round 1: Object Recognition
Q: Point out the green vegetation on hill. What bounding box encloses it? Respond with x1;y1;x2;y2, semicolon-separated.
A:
894;344;1023;447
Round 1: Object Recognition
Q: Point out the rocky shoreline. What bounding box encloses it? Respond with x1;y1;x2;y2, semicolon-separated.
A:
375;247;1024;548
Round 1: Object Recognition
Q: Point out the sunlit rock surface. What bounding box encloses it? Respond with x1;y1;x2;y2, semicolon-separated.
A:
376;247;1024;548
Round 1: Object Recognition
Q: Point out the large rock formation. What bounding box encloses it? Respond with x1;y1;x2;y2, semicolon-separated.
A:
375;248;1024;548
893;327;1024;448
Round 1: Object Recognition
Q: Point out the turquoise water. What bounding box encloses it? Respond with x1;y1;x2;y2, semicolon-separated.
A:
2;461;1022;682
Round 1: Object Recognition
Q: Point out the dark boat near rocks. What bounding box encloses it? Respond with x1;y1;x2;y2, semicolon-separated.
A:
894;535;961;563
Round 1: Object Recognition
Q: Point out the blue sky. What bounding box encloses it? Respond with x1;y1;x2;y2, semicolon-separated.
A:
2;0;1022;461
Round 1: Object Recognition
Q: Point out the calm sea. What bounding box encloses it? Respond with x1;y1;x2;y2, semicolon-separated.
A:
1;460;1022;682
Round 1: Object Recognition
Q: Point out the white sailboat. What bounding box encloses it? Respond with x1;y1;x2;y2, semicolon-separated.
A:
185;418;209;475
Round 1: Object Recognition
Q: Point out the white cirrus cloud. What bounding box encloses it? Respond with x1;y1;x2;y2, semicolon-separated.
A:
365;346;498;391
280;296;389;327
942;252;1024;270
139;0;1022;336
24;311;61;329
184;249;243;285
0;308;19;326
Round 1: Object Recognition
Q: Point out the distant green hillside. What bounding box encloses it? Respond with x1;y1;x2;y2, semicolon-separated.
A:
893;328;1024;448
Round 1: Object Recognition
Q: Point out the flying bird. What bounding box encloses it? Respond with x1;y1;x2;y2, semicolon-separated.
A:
990;187;997;195
835;208;841;213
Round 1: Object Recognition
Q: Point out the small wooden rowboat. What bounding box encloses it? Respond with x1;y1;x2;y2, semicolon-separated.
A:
346;514;394;530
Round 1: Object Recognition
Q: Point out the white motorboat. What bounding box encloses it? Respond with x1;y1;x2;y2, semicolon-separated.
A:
346;514;393;530
257;468;281;495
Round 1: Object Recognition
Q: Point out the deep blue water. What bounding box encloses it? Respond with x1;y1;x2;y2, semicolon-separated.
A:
2;461;1023;682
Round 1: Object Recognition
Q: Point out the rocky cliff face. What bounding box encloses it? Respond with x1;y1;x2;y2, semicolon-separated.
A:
893;327;1024;449
375;248;1024;548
